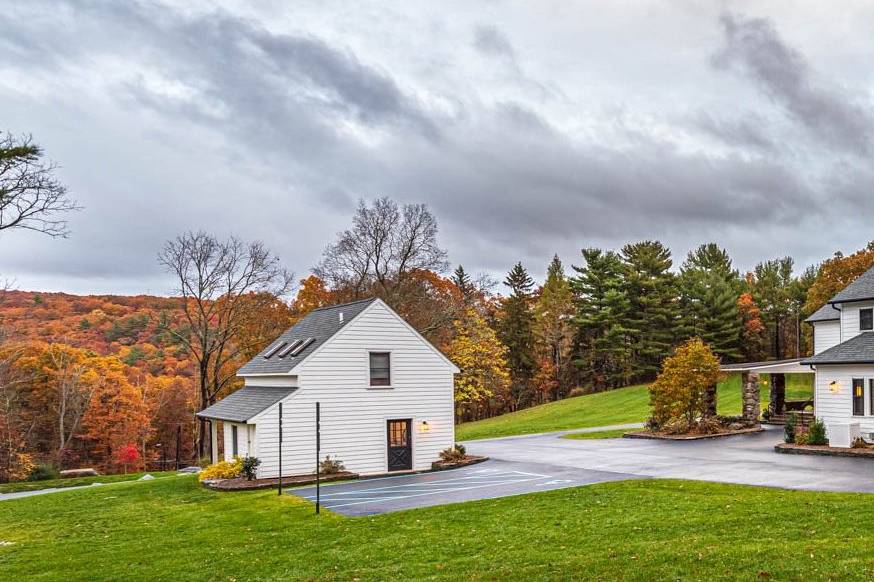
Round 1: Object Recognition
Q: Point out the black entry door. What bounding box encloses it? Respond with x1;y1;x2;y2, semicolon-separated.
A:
387;419;412;471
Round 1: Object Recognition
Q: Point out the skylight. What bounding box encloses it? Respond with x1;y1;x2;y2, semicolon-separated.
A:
277;339;304;358
289;337;315;356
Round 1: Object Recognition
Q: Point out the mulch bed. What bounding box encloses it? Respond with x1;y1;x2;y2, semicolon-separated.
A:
623;427;764;441
430;455;489;471
204;471;357;491
775;443;874;458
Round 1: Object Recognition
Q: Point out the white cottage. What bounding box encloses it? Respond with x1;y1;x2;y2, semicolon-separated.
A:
802;266;874;445
196;298;459;477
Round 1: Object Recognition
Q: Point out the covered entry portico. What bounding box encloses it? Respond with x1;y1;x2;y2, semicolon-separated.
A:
717;359;815;424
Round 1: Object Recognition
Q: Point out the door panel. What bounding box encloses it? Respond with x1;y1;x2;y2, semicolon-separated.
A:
387;419;412;471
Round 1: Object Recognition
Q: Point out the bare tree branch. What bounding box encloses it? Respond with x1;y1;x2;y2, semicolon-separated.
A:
0;132;82;238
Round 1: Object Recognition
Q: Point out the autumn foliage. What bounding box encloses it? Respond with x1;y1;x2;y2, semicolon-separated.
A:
648;338;723;429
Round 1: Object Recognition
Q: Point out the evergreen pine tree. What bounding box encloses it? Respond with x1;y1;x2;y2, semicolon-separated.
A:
620;241;679;381
570;248;633;390
679;243;743;361
498;263;537;408
452;265;473;305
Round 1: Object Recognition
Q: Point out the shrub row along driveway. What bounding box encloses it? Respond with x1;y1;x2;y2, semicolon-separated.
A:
465;425;874;493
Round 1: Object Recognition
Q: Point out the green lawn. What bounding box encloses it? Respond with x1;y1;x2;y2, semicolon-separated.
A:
0;470;178;494
456;373;814;441
2;474;874;580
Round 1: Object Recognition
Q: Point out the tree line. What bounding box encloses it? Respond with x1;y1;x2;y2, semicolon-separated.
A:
4;131;874;479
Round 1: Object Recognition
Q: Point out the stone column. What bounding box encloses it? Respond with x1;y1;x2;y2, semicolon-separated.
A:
742;372;760;423
770;373;786;415
702;382;717;418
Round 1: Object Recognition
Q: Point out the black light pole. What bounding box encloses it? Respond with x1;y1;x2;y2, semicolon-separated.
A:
278;402;283;496
316;401;321;515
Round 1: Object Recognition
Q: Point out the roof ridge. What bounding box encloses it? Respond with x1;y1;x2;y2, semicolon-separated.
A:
309;297;378;312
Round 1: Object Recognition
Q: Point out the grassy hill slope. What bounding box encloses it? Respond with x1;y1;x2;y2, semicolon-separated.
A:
456;373;813;441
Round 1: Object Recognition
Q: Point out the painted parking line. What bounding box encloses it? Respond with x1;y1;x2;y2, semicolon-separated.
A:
296;470;555;509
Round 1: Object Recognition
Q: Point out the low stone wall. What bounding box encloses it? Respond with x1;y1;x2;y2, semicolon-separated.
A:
775;443;874;458
431;455;488;471
204;471;357;491
624;427;764;441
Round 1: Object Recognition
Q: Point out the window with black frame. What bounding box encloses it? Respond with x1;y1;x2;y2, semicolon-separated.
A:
853;379;865;416
870;379;874;416
369;352;391;386
861;308;874;331
231;425;238;457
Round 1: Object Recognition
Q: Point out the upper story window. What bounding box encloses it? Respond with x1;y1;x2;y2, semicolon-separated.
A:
369;352;391;387
861;308;874;331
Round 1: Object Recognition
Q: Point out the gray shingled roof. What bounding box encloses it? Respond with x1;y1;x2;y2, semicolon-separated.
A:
236;298;377;376
829;266;874;304
806;303;841;323
801;332;874;365
196;387;297;422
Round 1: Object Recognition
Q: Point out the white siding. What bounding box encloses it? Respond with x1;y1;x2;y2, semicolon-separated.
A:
839;301;874;342
248;301;456;477
813;321;841;354
243;375;298;388
815;365;874;438
222;422;254;460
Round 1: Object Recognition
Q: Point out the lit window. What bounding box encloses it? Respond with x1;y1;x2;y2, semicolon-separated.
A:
369;352;391;386
862;309;874;331
853;379;864;416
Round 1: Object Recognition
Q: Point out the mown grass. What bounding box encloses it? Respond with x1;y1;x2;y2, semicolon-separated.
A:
1;474;873;580
456;373;814;441
0;470;178;494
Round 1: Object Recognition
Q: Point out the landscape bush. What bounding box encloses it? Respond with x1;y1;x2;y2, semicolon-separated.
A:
198;458;242;482
807;419;828;446
320;455;345;475
438;444;466;463
241;456;261;480
648;338;722;431
794;431;809;446
784;412;797;444
27;463;59;482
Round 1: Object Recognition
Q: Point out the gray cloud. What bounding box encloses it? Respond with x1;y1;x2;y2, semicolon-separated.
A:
473;25;516;60
2;2;874;294
713;12;874;155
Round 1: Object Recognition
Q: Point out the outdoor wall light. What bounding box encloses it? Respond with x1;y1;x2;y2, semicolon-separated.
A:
829;380;840;393
420;420;430;433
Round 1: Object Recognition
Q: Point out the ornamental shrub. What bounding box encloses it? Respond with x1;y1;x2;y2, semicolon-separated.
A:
784;412;797;444
241;456;261;480
439;446;465;463
320;455;345;475
198;457;243;482
807;418;828;446
27;462;59;482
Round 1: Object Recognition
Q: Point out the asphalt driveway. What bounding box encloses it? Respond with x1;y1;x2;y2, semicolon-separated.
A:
291;459;637;516
464;425;874;493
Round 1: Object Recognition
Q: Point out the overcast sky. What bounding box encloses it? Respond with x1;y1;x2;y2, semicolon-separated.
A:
3;0;874;296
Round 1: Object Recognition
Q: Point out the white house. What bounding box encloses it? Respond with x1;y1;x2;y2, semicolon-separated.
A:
196;298;459;477
802;266;874;444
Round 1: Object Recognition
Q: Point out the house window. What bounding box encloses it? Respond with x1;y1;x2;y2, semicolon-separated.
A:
369;352;391;386
853;379;865;416
231;425;239;457
861;308;874;331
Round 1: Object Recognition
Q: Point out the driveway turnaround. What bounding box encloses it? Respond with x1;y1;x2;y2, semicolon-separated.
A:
464;425;874;493
291;459;638;516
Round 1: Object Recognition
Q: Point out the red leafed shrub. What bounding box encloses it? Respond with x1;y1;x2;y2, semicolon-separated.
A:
114;444;140;473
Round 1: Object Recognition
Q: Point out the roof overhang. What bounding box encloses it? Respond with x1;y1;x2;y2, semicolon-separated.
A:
720;358;813;374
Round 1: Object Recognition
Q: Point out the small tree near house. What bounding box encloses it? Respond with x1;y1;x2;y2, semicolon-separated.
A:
648;338;723;430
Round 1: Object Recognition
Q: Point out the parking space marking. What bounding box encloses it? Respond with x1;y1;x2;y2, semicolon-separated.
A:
296;470;560;509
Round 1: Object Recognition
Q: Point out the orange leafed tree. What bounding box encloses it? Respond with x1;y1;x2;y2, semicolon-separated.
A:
804;242;874;315
292;275;334;317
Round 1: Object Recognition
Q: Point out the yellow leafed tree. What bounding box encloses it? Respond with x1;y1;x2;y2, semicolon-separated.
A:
446;308;511;421
648;338;722;429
